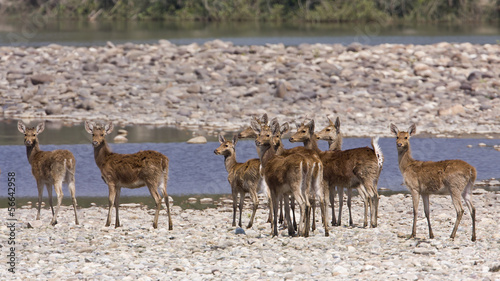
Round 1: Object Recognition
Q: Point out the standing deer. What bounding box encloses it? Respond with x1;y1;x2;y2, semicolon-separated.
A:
390;123;476;241
238;113;297;228
315;116;384;227
252;118;328;237
292;118;382;228
214;134;260;228
84;121;172;229
17;121;79;226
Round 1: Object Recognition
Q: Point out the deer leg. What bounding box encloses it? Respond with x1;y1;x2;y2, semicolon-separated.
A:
36;181;43;220
356;185;369;228
247;188;258;229
338;186;345;226
51;181;64;226
46;184;54;217
462;183;476;241
238;191;245;228
347;187;353;227
106;183;116;227
161;172;173;230
329;185;337;226
410;190;420;239
271;191;279;237
421;194;433;239
291;196;297;231
283;194;296;237
231;189;237;227
149;185;162;229
279;197;284;225
450;191;465;240
68;176;79;225
311;197;316;232
114;187;121;228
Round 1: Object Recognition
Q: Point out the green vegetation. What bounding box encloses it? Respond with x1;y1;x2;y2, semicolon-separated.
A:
1;0;499;23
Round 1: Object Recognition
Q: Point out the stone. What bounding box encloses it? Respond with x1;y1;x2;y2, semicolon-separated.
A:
186;84;201;94
187;136;207;144
275;81;287;98
234;227;246;235
438;104;465;116
31;74;55;85
200;198;213;204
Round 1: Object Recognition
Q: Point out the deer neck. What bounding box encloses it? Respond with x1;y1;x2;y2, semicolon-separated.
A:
303;135;321;154
328;135;342;151
94;140;113;168
258;143;276;168
397;143;415;173
223;151;238;173
26;140;41;165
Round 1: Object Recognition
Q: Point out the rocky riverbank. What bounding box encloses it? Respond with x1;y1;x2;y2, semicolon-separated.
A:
1;189;499;280
0;40;499;137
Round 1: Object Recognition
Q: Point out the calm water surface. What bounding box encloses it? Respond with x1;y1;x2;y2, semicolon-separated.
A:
0;20;499;47
0;122;498;198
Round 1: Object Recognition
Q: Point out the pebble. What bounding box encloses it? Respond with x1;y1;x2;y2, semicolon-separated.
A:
0;41;498;137
1;191;498;280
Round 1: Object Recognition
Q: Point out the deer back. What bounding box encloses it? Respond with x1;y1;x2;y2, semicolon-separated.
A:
99;150;168;186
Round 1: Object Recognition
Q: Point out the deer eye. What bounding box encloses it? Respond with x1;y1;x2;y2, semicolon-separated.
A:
302;130;306;133
326;129;330;132
101;134;105;137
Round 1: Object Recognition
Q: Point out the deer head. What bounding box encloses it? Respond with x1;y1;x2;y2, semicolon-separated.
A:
289;119;315;143
238;113;269;139
214;134;238;156
85;121;114;147
316;116;340;141
18;121;44;146
390;123;416;151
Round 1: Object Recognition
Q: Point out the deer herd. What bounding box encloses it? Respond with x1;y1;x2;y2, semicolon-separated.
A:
17;114;478;241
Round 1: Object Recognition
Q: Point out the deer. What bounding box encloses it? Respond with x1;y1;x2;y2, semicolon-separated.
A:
238;113;297;229
291;118;382;228
315;116;384;227
252;118;328;237
390;123;476;241
17;121;79;226
214;134;260;228
84;121;172;229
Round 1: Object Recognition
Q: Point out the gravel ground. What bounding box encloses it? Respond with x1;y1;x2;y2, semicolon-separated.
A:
1;189;499;280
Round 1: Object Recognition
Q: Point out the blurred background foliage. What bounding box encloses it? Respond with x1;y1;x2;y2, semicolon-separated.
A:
0;0;498;23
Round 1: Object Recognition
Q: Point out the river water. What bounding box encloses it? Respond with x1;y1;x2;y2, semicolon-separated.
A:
0;20;499;199
0;20;499;47
0;122;498;198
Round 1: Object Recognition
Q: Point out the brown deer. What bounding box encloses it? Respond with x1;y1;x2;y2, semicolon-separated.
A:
214;134;260;228
291;118;382;228
238;113;297;228
84;121;172;229
252;118;328;237
390;123;476;241
315;117;384;227
17;121;79;226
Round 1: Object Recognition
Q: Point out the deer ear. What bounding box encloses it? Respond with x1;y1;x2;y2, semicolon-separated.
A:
250;119;261;134
271;120;281;136
218;134;225;144
36;122;45;134
390;124;399;136
261;113;268;125
104;122;114;135
280;122;290;135
17;121;26;134
408;124;416;136
232;134;238;145
84;121;94;134
306;119;315;133
335;117;340;132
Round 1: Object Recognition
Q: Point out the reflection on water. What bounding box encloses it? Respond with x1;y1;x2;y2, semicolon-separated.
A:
0;20;499;47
